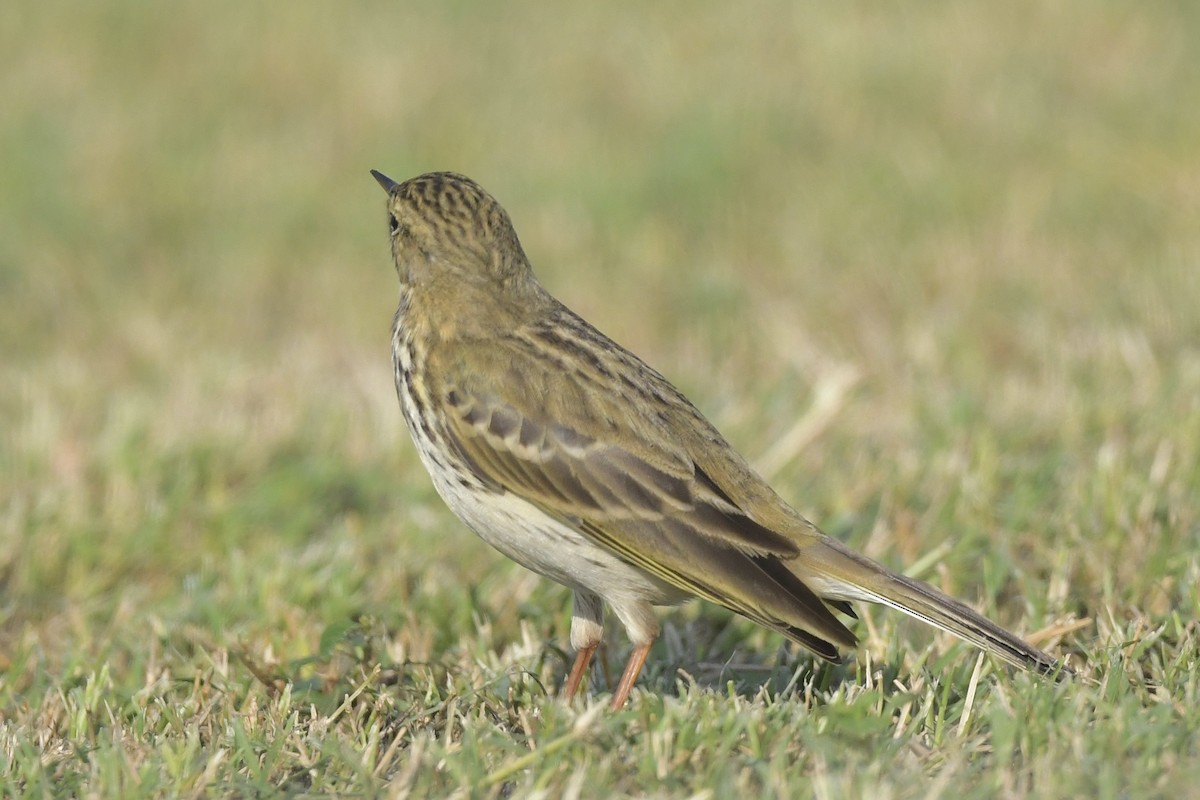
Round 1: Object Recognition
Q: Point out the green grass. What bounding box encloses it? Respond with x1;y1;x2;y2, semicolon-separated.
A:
3;0;1199;796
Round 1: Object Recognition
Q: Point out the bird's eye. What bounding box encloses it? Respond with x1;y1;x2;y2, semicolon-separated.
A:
389;214;400;234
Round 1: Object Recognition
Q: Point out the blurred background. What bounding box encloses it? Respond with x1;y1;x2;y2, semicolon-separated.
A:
2;0;1198;705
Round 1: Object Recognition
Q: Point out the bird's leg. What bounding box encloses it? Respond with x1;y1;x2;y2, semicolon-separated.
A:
563;591;604;702
609;641;654;709
561;643;597;701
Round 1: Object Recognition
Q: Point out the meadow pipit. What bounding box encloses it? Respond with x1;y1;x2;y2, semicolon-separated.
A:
372;169;1067;709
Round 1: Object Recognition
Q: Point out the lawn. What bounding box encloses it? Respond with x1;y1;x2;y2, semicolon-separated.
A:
2;1;1198;797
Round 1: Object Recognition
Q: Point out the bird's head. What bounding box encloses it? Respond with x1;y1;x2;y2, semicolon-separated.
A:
371;170;534;293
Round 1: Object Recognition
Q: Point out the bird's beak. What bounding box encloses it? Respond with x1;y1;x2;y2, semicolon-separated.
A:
371;169;399;193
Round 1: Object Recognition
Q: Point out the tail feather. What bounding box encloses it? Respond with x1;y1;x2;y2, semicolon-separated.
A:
798;538;1068;677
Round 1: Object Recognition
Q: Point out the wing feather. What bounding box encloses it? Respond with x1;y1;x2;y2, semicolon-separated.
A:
438;376;856;652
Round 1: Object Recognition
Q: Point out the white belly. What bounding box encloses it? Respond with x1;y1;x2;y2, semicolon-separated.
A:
426;462;684;610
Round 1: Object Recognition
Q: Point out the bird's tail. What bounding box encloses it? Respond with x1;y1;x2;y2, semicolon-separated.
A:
794;537;1068;677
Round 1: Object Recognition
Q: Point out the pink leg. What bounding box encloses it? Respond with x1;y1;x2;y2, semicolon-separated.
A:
609;641;654;710
561;643;598;702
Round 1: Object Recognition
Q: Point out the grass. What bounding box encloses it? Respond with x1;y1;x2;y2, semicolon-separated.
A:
2;0;1199;796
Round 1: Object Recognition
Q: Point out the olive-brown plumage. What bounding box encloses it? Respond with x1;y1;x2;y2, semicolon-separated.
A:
372;169;1066;708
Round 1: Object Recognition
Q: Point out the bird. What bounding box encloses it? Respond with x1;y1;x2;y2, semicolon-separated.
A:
371;169;1067;709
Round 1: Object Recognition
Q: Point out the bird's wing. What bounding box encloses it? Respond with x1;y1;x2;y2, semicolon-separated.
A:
436;329;803;556
432;335;856;652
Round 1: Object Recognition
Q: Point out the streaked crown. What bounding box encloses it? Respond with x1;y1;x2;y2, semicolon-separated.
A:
375;171;531;286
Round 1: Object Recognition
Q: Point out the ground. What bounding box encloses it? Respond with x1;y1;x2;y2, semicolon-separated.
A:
2;1;1198;797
